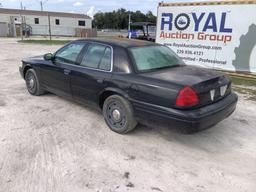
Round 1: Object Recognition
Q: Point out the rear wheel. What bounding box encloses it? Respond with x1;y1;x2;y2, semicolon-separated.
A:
103;95;138;134
25;69;45;96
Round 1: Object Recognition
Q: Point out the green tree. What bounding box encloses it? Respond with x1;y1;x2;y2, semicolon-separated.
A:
146;11;156;23
92;9;156;29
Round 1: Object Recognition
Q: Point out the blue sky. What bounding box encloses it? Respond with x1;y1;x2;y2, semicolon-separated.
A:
0;0;162;15
0;0;214;16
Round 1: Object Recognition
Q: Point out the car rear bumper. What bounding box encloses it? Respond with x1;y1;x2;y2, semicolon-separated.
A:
132;92;238;133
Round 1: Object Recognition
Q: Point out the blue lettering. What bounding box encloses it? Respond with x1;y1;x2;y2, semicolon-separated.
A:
192;12;205;31
203;13;217;32
161;13;173;30
220;13;232;33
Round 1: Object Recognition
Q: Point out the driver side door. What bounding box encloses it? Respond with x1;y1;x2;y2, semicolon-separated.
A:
40;42;86;98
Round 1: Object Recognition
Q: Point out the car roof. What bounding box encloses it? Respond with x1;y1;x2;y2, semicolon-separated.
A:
76;38;158;49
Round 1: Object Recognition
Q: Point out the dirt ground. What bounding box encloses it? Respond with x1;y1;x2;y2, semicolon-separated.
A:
0;38;256;192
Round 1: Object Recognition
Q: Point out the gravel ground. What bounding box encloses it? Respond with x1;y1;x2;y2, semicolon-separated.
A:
0;38;256;192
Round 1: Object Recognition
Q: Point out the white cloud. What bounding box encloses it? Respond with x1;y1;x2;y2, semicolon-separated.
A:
86;6;96;18
73;1;83;7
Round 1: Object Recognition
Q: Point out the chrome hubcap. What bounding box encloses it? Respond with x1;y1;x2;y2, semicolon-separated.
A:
105;101;126;129
112;109;121;122
29;78;35;88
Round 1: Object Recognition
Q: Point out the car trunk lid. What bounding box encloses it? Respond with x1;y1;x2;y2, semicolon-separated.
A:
139;65;232;107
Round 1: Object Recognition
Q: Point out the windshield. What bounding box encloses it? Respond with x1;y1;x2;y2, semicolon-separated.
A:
129;46;185;72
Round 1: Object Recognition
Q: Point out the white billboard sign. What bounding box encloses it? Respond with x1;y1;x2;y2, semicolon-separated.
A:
156;2;256;73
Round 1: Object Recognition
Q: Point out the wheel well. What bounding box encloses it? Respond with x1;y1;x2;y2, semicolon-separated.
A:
23;66;32;78
99;91;120;109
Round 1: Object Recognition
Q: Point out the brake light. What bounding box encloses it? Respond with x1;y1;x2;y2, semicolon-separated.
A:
176;86;199;107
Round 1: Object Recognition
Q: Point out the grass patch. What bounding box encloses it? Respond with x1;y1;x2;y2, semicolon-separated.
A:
230;76;256;86
230;76;256;101
233;86;256;102
18;40;71;45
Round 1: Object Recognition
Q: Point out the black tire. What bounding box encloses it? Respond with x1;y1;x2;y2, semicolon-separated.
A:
25;69;45;96
103;95;138;134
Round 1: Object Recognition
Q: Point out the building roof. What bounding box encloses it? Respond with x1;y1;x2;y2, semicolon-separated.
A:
78;38;157;48
0;8;91;19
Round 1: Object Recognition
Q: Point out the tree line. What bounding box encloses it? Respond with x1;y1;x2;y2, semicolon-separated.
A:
92;8;156;30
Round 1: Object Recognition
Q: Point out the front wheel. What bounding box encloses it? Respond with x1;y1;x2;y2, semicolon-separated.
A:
103;95;138;134
25;69;45;96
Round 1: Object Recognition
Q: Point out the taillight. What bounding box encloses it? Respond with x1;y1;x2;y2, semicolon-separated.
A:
176;86;199;107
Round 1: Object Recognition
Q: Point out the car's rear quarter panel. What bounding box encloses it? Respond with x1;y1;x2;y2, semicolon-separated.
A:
110;74;181;109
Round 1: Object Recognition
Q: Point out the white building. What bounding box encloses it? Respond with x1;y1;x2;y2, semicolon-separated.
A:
0;8;92;37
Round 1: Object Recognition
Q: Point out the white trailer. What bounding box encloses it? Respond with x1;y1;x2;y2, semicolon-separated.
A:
156;0;256;73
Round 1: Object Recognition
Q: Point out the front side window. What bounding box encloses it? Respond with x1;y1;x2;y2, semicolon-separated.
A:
80;44;112;71
129;46;185;72
55;43;85;64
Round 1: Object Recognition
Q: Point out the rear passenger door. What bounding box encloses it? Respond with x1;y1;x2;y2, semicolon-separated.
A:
70;43;113;105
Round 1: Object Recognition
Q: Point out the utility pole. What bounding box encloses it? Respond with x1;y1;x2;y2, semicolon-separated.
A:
128;13;132;39
38;0;48;11
19;1;24;40
48;13;52;40
20;1;23;10
40;1;43;11
19;12;24;41
128;13;131;31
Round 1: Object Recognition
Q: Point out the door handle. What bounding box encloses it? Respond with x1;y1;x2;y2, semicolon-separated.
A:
64;69;71;75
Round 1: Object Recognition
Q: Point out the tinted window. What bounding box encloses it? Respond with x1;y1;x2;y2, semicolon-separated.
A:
55;43;85;64
55;19;60;25
129;46;184;72
78;20;85;26
34;18;39;24
99;47;112;71
80;44;111;71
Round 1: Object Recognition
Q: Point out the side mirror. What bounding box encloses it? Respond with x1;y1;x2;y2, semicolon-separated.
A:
43;53;54;61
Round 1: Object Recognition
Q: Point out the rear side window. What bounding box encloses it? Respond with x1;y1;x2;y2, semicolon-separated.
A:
80;44;112;71
99;47;111;71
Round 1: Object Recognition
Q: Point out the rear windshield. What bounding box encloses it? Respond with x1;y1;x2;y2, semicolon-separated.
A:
129;45;185;72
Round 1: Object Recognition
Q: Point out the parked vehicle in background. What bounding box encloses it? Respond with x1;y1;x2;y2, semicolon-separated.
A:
128;22;156;41
19;38;238;134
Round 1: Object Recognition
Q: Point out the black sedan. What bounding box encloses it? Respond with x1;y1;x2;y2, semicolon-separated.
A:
20;38;238;134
